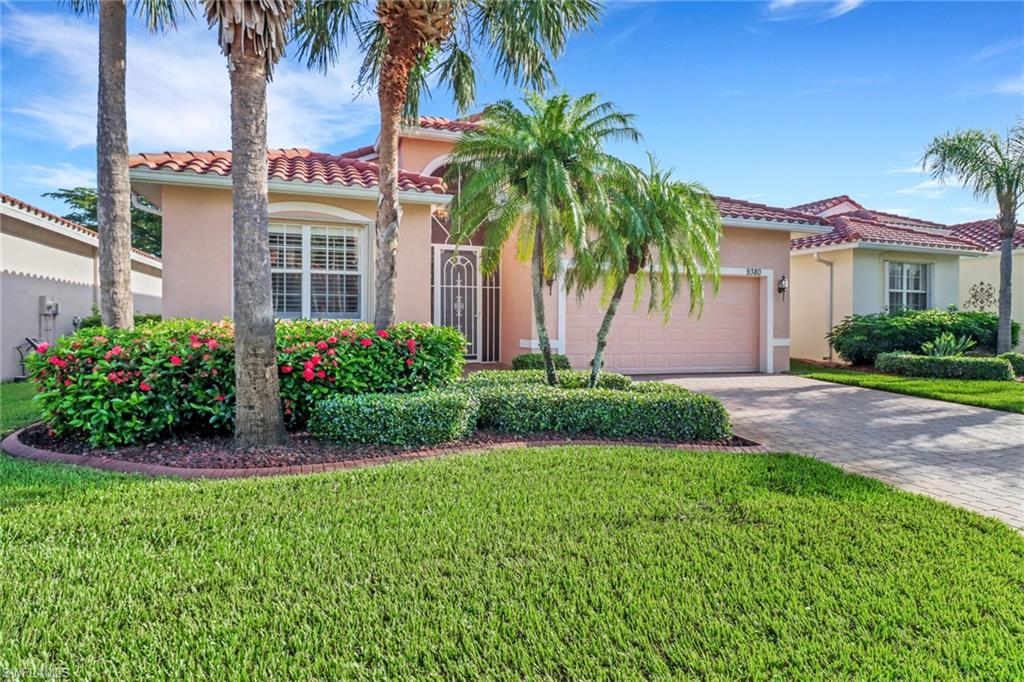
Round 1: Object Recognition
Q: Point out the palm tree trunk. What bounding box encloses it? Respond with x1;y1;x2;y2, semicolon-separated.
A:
373;32;420;330
531;227;558;386
230;52;286;448
96;0;134;329
589;279;625;388
997;219;1014;353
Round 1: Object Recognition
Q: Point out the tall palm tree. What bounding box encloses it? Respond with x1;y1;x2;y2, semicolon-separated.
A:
204;0;295;447
567;156;722;388
291;0;601;329
67;0;192;328
446;93;639;385
923;124;1024;353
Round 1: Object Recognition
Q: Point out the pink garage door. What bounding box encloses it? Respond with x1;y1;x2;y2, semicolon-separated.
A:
564;277;761;374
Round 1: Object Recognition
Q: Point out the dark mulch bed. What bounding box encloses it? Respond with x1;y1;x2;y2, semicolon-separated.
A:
18;423;756;470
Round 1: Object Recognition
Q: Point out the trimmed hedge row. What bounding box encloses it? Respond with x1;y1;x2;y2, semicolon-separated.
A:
464;369;633;390
999;352;1024;376
77;311;161;331
875;352;1016;381
26;319;466;447
510;352;572;371
459;382;732;441
309;392;478;446
827;310;1019;365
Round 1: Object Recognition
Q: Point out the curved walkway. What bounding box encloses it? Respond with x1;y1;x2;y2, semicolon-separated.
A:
664;374;1023;530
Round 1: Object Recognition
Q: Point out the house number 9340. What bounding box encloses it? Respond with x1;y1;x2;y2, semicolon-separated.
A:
745;268;763;277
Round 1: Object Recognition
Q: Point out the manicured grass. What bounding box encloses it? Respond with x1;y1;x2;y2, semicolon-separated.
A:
1;448;1021;678
789;361;1024;413
1;381;39;436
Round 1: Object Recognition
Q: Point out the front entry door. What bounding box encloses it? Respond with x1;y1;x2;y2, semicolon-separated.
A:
433;246;481;360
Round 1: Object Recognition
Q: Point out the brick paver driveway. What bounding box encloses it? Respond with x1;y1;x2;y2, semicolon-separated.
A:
663;374;1023;530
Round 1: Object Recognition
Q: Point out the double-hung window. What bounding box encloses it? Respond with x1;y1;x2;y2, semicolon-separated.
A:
269;223;365;319
886;262;929;311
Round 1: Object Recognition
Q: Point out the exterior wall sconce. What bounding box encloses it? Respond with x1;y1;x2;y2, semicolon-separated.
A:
778;275;789;300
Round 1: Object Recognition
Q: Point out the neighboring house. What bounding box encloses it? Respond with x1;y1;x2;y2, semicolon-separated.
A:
788;195;989;361
952;219;1024;350
129;116;831;374
0;193;162;380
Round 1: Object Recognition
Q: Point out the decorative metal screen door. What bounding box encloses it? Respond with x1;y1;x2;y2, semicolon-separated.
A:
433;246;482;360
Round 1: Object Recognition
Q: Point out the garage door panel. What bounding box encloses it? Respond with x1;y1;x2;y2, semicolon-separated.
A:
565;277;760;374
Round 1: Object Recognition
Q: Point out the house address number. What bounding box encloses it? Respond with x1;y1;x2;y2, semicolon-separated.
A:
745;268;763;277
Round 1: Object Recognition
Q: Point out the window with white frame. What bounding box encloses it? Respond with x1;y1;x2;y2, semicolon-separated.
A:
886;261;930;311
269;223;365;319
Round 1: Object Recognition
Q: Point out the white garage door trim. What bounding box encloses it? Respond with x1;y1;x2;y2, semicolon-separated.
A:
520;265;782;373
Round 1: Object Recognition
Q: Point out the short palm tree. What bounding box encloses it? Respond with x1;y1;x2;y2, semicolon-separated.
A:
923;123;1024;353
291;0;601;329
204;0;295;447
446;93;639;385
67;0;193;328
568;156;722;387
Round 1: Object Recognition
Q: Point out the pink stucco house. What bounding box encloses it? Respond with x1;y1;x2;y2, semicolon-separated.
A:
129;116;831;374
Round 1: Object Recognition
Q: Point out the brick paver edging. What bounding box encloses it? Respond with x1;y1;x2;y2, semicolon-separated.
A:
1;426;768;480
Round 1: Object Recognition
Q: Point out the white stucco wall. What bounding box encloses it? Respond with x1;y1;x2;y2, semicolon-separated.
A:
959;250;1024;350
852;249;961;314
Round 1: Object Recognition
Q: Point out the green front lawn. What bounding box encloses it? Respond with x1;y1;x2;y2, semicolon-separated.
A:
2;448;1022;678
1;381;39;436
789;361;1024;413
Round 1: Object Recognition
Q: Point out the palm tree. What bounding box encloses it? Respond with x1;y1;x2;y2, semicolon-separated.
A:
67;0;192;328
568;156;722;387
291;0;601;329
923;124;1024;353
446;93;639;385
204;0;295;447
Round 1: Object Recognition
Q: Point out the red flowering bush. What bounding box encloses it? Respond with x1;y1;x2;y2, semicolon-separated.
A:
25;318;466;447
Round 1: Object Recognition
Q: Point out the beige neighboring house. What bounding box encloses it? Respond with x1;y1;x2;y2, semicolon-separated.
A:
951;219;1024;350
0;193;162;380
129;116;832;374
788;195;993;361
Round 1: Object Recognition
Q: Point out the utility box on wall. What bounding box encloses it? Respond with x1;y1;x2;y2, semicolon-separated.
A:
39;295;61;316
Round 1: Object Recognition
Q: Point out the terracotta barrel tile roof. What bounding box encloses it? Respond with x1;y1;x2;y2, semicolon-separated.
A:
130;148;447;194
417;114;483;133
0;192;160;261
788;194;864;215
713;196;830;226
792;214;983;252
949;219;1024;252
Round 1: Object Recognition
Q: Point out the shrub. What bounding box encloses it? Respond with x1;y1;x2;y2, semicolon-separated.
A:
77;310;161;331
510;352;572;371
309;391;478;446
827;310;1019;365
463;369;633;390
998;352;1024;376
920;332;975;357
463;383;732;441
875;352;1015;381
25;319;466;447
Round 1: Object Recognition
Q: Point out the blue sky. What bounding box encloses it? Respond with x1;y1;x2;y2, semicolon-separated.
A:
2;0;1021;224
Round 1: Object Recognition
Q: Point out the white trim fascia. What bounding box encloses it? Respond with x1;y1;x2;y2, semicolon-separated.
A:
129;168;452;206
771;338;790;346
722;217;831;234
0;203;163;270
399;127;464;143
421;154;452;177
793;242;985;258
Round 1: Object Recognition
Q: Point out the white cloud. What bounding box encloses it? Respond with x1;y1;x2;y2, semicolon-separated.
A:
893;179;947;199
765;0;864;21
886;165;925;175
2;8;378;153
21;163;97;188
967;38;1022;64
990;73;1024;96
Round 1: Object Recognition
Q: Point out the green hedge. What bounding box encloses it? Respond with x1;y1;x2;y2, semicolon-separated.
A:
309;391;478;446
464;369;633;390
26;319;466;447
510;352;572;370
827;310;1019;365
462;383;732;441
875;352;1015;381
998;352;1024;376
77;312;161;331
